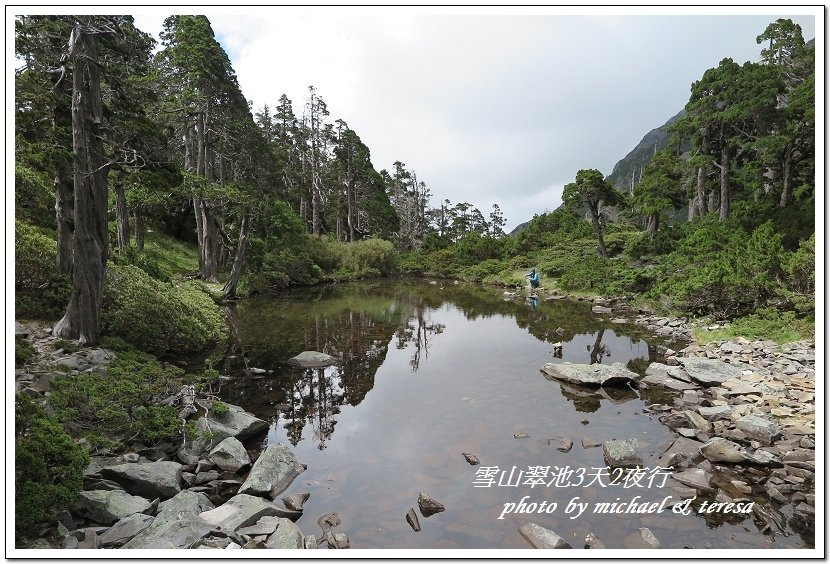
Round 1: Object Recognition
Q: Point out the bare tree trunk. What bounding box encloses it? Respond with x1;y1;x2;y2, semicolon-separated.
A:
53;23;108;345
688;196;698;221
696;165;708;217
312;173;322;236
114;173;130;251
134;205;145;251
299;196;308;233
223;207;250;298
588;204;608;258
779;143;793;208
199;199;220;282
719;146;731;221
647;213;659;238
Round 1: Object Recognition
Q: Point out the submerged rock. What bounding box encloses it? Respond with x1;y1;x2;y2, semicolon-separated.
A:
517;523;572;549
287;351;338;368
540;362;638;387
584;532;605;549
623;527;660;549
462;453;480;465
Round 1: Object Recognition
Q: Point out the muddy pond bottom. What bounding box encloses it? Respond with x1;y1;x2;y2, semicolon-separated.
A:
216;280;808;550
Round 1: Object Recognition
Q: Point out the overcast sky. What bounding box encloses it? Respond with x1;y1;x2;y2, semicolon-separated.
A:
132;7;817;232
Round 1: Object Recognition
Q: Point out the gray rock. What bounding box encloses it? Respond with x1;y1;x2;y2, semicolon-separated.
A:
624;527;660;549
744;449;781;466
304;534;318;549
736;415;780;445
684;410;713;433
406;508;421;532
541;362;638;387
239;443;305;499
582;437;603;449
671;468;715;492
646;362;693;382
100;460;182;500
156;490;215;519
287;351;338;368
199;494;284;531
264;518;304;549
417;491;445;516
208;437;251;472
676;357;743;386
77;528;100;549
178;404;269;464
517;523;573;549
591;306;612;314
281;492;310;512
462;453;480;465
72;490;153;526
330;532;350;549
98;513;155;548
698;405;732;420
121;516;213;549
237;520;279;537
699;438;747;463
194;470;221;485
603;438;642;469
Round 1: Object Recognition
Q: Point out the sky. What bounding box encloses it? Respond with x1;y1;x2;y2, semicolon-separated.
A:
129;7;818;232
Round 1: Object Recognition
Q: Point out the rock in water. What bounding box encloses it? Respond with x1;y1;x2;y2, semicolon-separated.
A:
406;508;421;532
540;362;638;387
282;492;310;512
417;491;445;516
462;453;480;465
517;523;572;549
602;439;643;469
238;443;305;499
287;351;338;368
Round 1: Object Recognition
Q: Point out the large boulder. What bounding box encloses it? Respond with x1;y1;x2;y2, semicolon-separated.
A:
120;515;213;549
540;362;638;387
239;443;305;500
98;513;155;548
288;351;338;368
156;490;215;519
72;490;153;526
208;437;252;472
100;460;182;500
676;357;743;386
199;494;284;531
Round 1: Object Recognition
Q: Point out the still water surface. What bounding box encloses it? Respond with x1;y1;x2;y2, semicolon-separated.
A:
216;279;807;549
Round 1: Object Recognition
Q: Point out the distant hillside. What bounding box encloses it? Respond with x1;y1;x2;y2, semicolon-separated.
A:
605;109;686;192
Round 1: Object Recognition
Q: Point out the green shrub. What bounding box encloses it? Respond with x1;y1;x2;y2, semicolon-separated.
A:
784;233;815;301
341;237;398;275
15;394;89;530
15;336;36;368
694;307;813;344
48;349;186;448
113;245;172;282
14;220;71;319
15;163;55;229
102;265;227;356
459;258;510;282
209;400;230;416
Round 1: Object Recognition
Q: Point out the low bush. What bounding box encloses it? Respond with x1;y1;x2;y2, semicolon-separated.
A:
15;394;89;530
112;245;172;282
693;307;813;344
48;349;187;449
15;336;36;368
14;221;71;319
102;265;227;356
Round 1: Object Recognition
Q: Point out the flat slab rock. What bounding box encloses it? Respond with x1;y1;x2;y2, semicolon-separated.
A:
518;523;573;549
540;362;638;387
288;351;338;368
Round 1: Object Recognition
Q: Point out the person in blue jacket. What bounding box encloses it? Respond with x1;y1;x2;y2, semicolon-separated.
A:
526;268;540;289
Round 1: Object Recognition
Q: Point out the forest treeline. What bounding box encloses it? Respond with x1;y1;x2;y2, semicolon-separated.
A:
15;15;815;347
